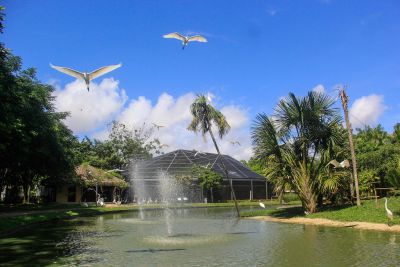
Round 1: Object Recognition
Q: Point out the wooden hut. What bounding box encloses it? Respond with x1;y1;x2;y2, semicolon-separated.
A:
56;164;128;203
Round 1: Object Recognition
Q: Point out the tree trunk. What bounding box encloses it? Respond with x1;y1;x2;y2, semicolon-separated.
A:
210;187;214;203
22;184;30;204
208;128;240;217
298;178;318;214
349;173;354;205
278;189;283;204
301;188;317;213
340;89;361;206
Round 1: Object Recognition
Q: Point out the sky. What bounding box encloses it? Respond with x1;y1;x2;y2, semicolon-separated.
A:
2;0;400;160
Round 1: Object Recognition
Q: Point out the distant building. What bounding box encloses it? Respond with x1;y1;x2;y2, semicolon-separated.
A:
130;149;271;202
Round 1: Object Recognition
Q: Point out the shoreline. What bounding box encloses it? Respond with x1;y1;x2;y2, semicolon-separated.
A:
248;215;400;233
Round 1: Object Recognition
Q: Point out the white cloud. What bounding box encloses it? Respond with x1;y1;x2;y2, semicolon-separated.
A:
115;93;252;160
53;78;127;133
349;94;386;129
53;78;252;160
312;84;326;94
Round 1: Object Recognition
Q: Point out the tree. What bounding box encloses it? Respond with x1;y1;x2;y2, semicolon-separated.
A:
187;94;240;216
192;164;223;203
252;91;344;213
79;121;161;170
339;89;361;206
354;125;400;194
0;9;77;203
387;158;400;189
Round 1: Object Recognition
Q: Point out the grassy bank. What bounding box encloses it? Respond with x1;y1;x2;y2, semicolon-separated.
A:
0;206;138;235
0;200;297;234
242;197;400;225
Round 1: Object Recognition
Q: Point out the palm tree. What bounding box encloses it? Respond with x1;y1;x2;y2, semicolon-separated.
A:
252;91;343;213
187;94;240;217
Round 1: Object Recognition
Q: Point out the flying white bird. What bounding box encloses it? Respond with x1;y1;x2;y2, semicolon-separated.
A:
201;163;211;169
194;151;205;157
259;200;266;209
327;159;350;168
206;93;212;103
163;32;207;49
152;123;165;130
50;63;121;91
160;144;169;148
384;197;394;226
230;140;241;146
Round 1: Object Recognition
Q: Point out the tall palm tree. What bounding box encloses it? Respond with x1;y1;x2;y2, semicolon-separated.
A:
187;94;240;217
252;91;343;213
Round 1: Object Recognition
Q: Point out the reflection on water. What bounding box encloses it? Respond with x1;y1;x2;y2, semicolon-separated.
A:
0;207;399;266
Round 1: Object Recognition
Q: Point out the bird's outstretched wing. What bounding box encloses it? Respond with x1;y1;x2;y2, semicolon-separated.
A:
50;64;84;80
89;64;122;80
327;159;339;168
340;159;350;168
163;32;186;42
188;35;207;42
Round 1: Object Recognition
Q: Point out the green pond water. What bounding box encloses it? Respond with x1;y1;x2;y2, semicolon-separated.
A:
0;207;399;266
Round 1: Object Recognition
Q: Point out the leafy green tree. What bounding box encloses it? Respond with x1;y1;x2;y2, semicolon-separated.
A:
387;158;400;188
392;123;400;143
192;164;223;203
252;92;344;213
0;9;77;203
80;121;161;170
187;95;240;216
354;125;400;192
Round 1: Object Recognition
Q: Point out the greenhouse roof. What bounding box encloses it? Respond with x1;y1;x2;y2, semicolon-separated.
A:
131;149;266;181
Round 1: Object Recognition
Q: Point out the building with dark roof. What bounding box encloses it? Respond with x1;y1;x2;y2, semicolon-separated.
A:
130;149;272;202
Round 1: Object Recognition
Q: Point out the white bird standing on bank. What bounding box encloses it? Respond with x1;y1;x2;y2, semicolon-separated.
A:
384;197;394;226
163;32;207;49
259;200;266;209
50;63;122;91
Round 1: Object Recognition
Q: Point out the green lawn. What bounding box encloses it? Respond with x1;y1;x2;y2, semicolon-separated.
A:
0;206;137;234
0;200;298;234
241;197;400;225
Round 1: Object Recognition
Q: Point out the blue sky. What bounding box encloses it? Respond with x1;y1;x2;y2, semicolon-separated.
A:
2;0;400;159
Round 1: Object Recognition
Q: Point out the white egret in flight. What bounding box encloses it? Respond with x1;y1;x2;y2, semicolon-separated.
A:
152;123;165;130
50;63;121;91
230;140;241;146
327;159;350;168
259;200;266;209
163;32;207;49
194;151;205;157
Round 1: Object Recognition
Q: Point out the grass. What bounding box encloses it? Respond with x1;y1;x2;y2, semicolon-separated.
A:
241;197;400;225
307;198;400;224
0;206;137;235
0;200;301;234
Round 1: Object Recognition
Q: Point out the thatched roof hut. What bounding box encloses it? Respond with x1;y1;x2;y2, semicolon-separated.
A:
75;164;128;188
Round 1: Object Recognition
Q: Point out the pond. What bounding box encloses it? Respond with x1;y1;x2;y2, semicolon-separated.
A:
0;207;399;266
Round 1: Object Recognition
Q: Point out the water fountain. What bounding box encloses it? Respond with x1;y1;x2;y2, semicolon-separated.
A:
131;160;189;236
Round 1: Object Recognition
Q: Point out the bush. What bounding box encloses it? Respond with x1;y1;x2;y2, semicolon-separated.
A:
282;192;300;203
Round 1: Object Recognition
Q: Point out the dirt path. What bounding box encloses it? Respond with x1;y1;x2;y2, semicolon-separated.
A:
248;216;400;233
